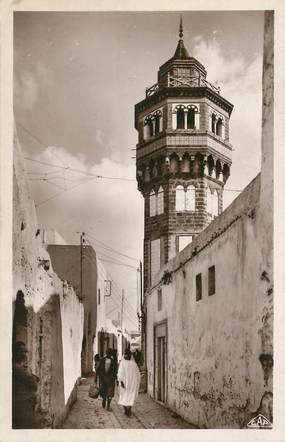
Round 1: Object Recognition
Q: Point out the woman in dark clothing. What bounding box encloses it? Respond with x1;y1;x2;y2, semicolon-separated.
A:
95;348;117;411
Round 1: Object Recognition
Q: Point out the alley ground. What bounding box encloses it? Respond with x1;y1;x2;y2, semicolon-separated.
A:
63;377;196;429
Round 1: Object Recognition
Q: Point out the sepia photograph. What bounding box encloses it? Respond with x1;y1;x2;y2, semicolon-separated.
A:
1;1;282;441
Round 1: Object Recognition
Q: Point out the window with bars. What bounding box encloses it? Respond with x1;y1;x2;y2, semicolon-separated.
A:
208;266;216;296
196;273;202;301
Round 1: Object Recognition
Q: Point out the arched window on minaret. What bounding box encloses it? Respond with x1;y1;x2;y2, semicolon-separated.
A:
211;114;216;134
216;118;223;137
175;185;185;211
154;110;162;135
207;187;213;215
187;109;195;129
149;190;156;217
157;186;164;215
177;107;185;129
212;190;219;217
186;185;195;211
148;119;154;138
144;116;153;141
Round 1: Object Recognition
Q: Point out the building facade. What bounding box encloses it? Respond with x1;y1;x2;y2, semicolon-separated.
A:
135;19;233;290
137;13;273;428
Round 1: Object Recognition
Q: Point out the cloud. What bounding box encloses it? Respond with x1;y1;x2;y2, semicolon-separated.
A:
192;37;262;208
14;61;51;112
14;70;39;111
27;145;144;327
95;129;104;145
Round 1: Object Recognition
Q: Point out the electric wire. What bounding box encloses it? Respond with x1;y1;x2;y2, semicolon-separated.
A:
83;251;137;323
85;232;140;263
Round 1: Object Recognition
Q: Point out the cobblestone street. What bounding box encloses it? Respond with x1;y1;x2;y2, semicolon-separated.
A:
63;377;196;429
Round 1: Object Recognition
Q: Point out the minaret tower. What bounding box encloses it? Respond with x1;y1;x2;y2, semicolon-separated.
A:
135;19;234;290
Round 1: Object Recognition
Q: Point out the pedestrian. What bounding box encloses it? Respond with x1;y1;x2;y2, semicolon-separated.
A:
117;348;140;417
94;354;100;385
133;349;142;368
95;348;117;411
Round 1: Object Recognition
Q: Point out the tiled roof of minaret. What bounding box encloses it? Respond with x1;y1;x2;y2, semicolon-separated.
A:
173;17;190;59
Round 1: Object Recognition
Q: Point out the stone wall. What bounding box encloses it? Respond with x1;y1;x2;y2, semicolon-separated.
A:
13;131;84;427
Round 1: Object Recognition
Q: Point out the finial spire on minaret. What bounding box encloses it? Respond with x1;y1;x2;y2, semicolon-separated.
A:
174;16;190;59
179;16;183;39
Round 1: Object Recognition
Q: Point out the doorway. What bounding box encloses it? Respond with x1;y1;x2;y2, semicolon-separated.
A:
154;321;167;403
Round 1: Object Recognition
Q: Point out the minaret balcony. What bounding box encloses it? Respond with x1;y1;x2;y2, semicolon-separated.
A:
146;73;221;98
136;129;233;163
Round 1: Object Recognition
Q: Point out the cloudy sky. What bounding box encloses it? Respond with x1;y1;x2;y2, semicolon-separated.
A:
14;11;264;329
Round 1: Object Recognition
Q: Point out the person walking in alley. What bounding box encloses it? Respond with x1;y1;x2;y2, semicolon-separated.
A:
95;348;117;411
117;349;140;417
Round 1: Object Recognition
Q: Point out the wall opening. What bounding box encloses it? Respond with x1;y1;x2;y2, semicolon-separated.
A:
208;266;216;296
196;274;202;301
177;108;185;129
187;109;195;129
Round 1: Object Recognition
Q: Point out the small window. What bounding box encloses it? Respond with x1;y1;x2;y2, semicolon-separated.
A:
178;235;192;252
212;190;219;217
98;288;101;305
154;115;160;134
207;187;213;215
216;118;223;137
208;266;215;296
196;273;202;301
176;185;185;211
177;108;185;129
187;109;195;129
186;185;195;211
157;186;164;215
149;190;156;217
148;120;154;137
157;288;162;311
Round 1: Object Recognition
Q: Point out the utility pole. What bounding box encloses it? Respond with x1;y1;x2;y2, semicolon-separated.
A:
80;232;85;301
121;289;124;331
140;260;143;313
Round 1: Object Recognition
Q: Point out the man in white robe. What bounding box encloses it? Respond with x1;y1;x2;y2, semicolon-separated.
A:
117;349;140;417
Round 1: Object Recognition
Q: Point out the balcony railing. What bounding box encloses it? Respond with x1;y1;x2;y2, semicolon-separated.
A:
146;73;221;97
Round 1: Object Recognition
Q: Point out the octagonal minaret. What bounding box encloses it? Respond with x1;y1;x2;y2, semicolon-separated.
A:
135;19;234;290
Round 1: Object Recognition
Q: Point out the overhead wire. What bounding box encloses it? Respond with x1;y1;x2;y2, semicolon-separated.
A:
35;177;96;207
82;249;137;323
24;156;136;182
85;232;140;263
85;239;138;270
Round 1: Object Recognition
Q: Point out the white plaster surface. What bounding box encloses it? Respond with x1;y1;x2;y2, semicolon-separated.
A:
13;131;84;410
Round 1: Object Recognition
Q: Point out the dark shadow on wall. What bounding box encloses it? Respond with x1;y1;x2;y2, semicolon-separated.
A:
12;292;67;428
12;291;38;429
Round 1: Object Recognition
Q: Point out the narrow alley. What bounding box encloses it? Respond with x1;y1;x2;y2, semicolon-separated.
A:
63;377;195;429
